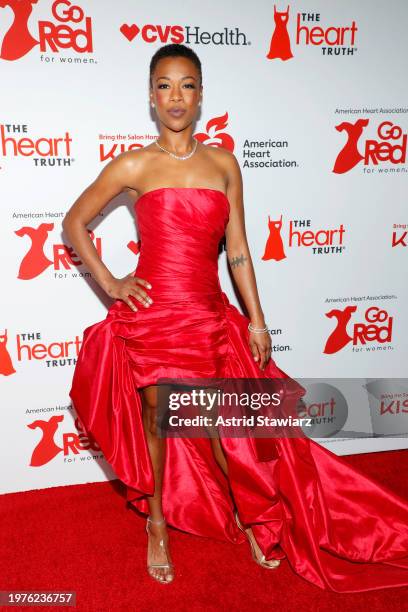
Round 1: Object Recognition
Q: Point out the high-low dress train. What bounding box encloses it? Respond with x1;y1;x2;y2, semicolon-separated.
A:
69;187;408;593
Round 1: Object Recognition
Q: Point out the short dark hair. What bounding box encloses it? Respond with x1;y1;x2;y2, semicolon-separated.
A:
149;43;202;88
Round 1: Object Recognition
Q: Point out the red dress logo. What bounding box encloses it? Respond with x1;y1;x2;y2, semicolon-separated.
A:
261;214;286;261
332;119;369;174
0;0;38;61
266;5;293;61
0;328;16;376
15;223;54;280
28;415;64;466
324;306;357;354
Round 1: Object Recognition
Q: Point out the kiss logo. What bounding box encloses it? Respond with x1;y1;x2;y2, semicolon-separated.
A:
98;113;234;161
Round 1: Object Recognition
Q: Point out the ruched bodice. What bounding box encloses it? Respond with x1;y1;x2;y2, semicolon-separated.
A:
134;187;230;300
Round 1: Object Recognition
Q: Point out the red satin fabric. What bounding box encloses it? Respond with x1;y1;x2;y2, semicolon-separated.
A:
69;187;408;592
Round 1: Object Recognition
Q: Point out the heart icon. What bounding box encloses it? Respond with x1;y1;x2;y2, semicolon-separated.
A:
120;24;140;42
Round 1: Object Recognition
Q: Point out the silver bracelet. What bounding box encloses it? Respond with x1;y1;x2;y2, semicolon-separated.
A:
248;322;269;333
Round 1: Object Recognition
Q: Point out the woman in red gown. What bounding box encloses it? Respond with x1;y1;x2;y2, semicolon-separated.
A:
64;43;408;590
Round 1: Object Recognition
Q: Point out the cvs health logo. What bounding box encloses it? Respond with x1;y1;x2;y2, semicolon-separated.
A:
120;23;248;47
333;119;407;174
28;414;100;466
15;223;102;279
0;0;93;62
266;5;358;61
324;306;393;354
261;216;346;260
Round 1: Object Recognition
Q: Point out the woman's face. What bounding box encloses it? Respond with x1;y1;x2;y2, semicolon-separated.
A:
150;56;202;132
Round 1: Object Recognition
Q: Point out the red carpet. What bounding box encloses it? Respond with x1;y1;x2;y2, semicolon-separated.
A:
1;449;407;612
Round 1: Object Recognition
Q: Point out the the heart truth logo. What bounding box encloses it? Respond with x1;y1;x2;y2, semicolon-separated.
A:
1;329;83;372
28;415;100;466
324;306;393;354
0;0;93;61
261;216;346;260
1;123;73;166
266;5;358;60
333;120;407;174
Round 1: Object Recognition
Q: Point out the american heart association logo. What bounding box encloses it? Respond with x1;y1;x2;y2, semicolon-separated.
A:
120;24;140;42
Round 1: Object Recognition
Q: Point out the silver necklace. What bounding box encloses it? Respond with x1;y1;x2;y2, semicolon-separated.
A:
155;138;197;161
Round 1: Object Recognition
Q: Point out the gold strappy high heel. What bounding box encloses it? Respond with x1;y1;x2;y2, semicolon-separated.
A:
235;512;281;570
146;516;174;584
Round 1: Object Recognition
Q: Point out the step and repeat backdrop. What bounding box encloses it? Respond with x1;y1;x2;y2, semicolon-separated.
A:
1;0;407;495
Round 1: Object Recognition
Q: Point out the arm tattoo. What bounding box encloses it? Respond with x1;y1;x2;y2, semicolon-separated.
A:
229;253;248;268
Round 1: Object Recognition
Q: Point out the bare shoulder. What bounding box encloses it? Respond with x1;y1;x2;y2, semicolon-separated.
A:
92;145;162;204
105;146;152;187
200;142;241;189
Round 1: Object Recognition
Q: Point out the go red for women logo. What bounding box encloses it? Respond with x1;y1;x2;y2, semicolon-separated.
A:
15;223;102;279
14;221;139;279
333;120;407;174
324;306;394;354
28;415;100;466
266;5;358;61
0;0;93;61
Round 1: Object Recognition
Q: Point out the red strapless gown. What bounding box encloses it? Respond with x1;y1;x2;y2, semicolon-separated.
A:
69;187;408;592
